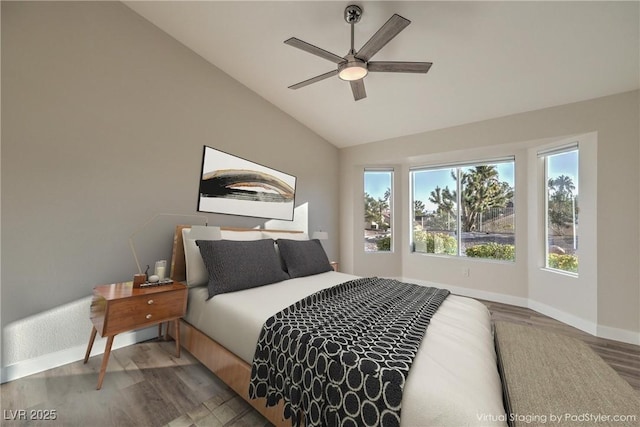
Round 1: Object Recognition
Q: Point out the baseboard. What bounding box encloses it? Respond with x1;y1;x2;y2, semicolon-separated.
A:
402;276;639;346
527;299;598;336
0;327;157;384
401;277;530;308
597;324;640;345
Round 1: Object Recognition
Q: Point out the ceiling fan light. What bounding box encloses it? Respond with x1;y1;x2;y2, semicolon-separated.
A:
338;63;368;81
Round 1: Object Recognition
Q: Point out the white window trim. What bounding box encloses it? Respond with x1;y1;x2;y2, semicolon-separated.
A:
540;144;579;276
409;157;516;261
364;168;394;254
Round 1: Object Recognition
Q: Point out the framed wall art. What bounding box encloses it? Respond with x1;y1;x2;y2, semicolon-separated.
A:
197;146;297;221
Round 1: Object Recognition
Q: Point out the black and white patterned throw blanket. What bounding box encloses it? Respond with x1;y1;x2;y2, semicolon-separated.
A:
249;277;450;427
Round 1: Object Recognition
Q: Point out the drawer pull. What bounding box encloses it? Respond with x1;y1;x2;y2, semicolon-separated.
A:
147;299;154;305
146;314;152;320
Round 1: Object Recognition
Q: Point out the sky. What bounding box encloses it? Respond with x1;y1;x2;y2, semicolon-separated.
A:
364;171;392;200
548;150;579;193
365;151;578;212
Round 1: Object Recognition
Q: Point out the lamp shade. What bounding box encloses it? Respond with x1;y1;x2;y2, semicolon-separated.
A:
312;231;329;241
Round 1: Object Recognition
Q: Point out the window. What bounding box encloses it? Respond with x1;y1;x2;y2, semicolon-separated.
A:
411;158;515;261
364;169;393;252
541;145;579;274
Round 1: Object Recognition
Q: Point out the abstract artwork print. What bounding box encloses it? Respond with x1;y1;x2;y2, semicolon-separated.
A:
198;146;297;221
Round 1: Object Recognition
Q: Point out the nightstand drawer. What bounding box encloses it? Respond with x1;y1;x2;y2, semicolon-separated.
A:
100;288;186;336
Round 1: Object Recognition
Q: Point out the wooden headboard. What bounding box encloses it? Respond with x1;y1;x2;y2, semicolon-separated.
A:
169;225;304;282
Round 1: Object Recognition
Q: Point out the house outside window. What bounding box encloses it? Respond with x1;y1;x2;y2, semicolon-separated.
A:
411;158;515;261
541;145;579;274
364;169;393;252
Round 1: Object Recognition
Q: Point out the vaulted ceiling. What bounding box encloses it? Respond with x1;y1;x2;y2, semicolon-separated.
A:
124;1;639;148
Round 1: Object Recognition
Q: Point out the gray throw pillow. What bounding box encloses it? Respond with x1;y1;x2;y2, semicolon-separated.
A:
277;239;333;278
196;239;289;299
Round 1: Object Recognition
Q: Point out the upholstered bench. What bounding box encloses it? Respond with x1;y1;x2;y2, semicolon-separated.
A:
494;321;639;427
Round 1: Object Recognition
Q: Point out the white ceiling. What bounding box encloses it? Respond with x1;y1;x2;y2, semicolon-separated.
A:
124;1;639;148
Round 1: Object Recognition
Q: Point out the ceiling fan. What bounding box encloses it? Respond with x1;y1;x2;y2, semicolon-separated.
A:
285;5;432;101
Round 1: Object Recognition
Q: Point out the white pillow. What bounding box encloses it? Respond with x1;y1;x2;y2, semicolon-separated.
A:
220;230;263;241
182;226;222;287
261;231;309;241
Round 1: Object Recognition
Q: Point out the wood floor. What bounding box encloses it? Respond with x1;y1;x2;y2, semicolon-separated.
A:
1;300;638;427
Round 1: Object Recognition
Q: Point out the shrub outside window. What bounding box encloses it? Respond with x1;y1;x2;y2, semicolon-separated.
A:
364;169;393;252
411;159;515;261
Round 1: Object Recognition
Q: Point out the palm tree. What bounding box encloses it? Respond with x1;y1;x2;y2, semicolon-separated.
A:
547;175;576;235
550;175;575;196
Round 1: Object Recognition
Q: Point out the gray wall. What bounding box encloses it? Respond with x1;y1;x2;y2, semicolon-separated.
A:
340;90;639;339
1;1;339;333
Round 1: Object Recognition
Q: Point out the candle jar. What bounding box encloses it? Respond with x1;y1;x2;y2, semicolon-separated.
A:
133;273;146;288
154;260;167;281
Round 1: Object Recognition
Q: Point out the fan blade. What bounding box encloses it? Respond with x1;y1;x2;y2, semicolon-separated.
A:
288;70;338;90
350;79;367;101
284;37;345;64
355;14;411;62
368;61;432;73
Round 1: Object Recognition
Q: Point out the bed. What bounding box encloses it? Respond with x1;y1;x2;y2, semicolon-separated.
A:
169;225;507;427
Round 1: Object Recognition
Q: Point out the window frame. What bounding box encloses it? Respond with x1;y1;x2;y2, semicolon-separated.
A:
410;156;516;261
363;168;394;253
539;143;579;276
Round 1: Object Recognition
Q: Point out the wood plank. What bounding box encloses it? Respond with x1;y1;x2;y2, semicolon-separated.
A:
173;320;290;427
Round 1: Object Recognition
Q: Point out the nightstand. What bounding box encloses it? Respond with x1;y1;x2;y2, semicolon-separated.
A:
83;281;187;389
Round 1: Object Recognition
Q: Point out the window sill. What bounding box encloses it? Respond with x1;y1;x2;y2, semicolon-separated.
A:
541;267;578;278
411;251;516;265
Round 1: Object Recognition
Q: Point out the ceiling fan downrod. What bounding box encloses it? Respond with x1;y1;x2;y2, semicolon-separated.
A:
338;4;367;82
344;5;362;55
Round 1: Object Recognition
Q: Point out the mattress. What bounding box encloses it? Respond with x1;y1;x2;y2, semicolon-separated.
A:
185;271;507;426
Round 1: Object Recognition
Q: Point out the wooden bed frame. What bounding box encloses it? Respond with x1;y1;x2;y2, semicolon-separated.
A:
168;225;303;427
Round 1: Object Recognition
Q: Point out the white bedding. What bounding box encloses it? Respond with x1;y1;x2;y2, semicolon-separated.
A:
185;271;507;426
